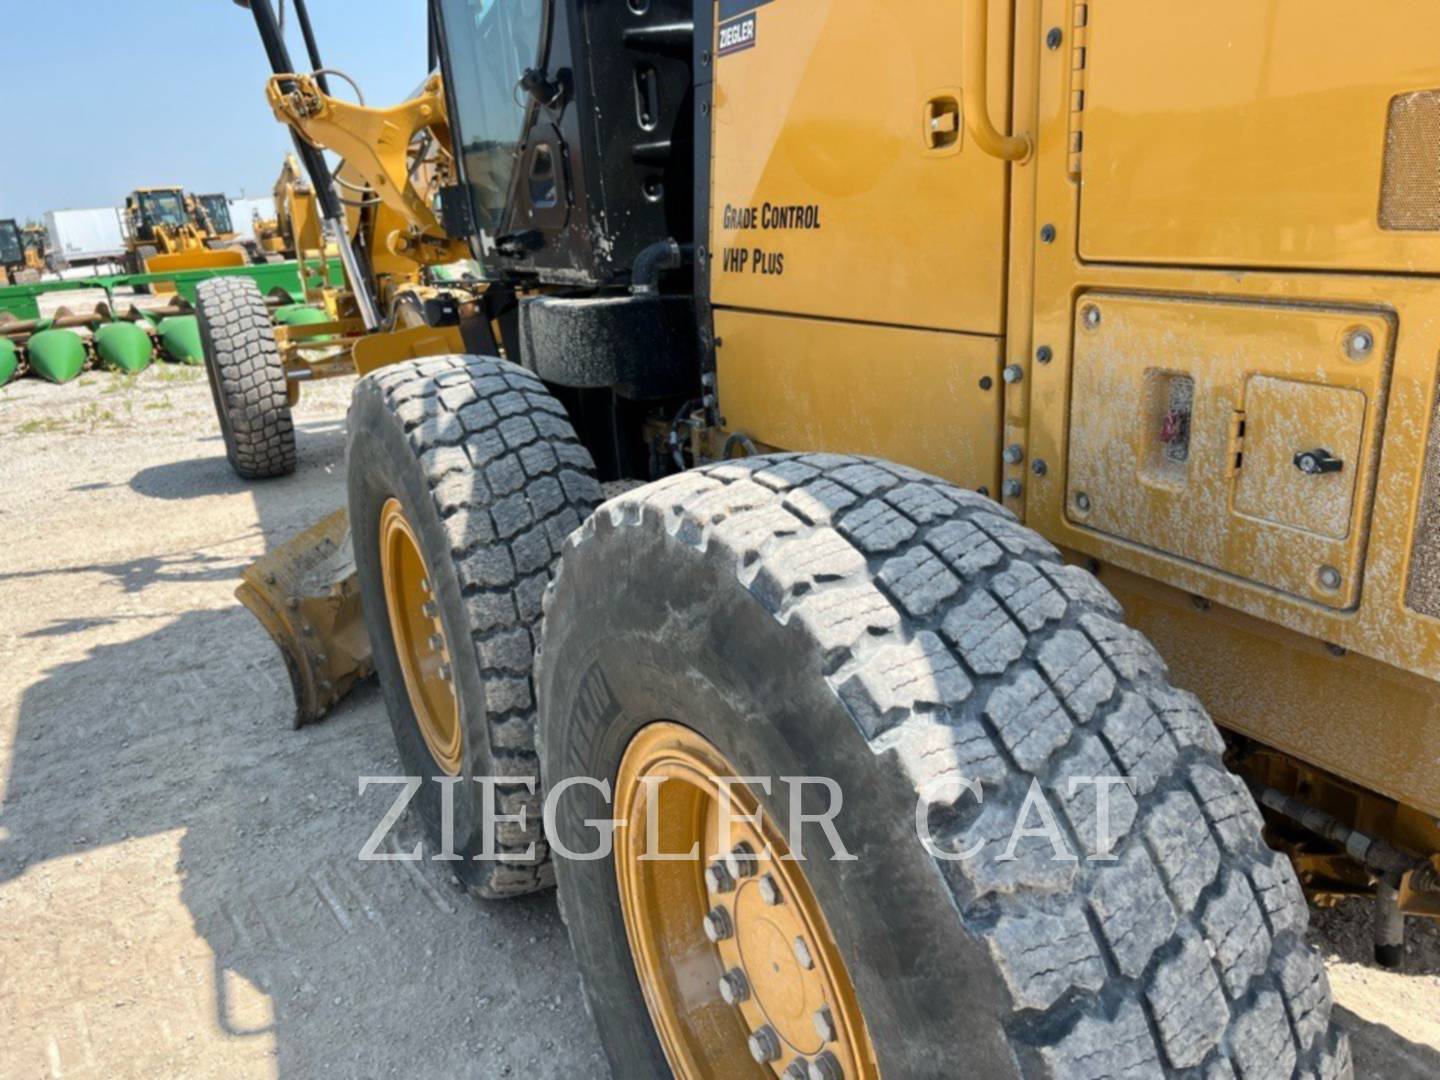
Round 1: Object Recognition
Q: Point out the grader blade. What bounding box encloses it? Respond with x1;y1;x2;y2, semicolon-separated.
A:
236;508;372;727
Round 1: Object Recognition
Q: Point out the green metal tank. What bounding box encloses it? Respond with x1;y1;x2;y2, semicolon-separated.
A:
26;328;87;384
157;315;203;365
0;338;18;386
94;322;153;373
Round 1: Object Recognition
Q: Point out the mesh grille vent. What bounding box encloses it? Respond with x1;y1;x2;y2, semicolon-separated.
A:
1380;90;1440;231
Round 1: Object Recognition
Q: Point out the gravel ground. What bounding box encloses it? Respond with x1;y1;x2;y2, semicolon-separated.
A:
0;291;1437;1077
0;293;604;1078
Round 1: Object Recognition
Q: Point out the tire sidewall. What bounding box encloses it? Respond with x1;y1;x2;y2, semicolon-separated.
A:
539;508;1019;1077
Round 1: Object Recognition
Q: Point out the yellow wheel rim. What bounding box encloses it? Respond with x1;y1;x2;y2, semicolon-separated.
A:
378;498;462;776
615;722;878;1079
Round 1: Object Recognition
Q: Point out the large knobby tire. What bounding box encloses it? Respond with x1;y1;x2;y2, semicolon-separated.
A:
196;276;296;479
537;454;1350;1079
349;355;603;898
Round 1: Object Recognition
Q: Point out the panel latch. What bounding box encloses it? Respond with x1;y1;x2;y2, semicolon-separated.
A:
1293;448;1344;475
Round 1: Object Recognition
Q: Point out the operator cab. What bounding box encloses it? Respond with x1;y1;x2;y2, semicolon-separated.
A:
0;219;23;269
433;0;696;288
127;189;191;238
195;194;234;235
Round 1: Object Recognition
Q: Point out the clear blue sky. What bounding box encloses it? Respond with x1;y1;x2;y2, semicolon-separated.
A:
0;1;429;222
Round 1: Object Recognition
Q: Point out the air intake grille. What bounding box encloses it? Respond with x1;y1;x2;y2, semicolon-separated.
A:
1379;90;1440;231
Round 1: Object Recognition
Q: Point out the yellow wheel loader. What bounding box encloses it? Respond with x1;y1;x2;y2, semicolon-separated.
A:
230;0;1440;1074
122;187;248;292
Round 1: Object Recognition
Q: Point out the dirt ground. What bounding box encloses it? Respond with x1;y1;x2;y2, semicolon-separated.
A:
0;292;1437;1077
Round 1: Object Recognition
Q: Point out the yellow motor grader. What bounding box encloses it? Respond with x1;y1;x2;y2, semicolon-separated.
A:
225;0;1440;1076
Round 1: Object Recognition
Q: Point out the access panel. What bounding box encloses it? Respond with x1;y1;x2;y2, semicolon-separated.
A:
1077;0;1440;274
1066;295;1392;610
715;310;1002;490
709;0;1012;335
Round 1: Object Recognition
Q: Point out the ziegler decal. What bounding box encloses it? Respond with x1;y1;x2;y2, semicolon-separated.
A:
718;12;758;57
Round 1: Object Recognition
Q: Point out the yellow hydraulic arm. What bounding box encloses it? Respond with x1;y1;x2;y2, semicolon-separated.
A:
265;72;470;268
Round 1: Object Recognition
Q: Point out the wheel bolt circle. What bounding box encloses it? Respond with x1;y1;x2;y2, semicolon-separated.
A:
748;1024;782;1063
723;841;758;880
702;905;734;943
758;873;783;905
704;862;736;894
719;967;751;1006
813;1004;837;1043
793;936;815;970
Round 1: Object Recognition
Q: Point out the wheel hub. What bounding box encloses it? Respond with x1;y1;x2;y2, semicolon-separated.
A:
378;498;461;775
614;722;877;1078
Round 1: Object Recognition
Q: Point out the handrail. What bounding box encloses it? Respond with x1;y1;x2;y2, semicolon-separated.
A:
963;0;1032;163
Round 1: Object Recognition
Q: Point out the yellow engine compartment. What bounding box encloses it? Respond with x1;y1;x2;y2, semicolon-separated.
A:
705;0;1440;834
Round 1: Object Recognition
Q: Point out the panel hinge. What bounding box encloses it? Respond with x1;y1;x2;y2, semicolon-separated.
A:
1229;409;1248;474
1067;3;1090;179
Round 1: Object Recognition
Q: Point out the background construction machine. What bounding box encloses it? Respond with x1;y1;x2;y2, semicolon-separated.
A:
0;219;28;285
217;0;1440;1076
251;153;325;261
122;186;248;290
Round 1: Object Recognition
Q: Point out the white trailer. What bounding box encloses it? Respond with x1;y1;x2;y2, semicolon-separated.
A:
227;197;277;242
44;208;126;270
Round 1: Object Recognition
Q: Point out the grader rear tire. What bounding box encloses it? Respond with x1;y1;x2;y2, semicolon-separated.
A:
196;276;296;480
537;454;1350;1079
348;355;603;897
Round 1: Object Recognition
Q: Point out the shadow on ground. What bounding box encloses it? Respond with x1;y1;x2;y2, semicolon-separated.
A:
0;414;603;1076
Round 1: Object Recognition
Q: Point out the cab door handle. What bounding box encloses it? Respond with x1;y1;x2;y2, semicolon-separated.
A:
923;95;962;152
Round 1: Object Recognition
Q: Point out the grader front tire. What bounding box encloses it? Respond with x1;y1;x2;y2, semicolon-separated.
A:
348;355;603;898
537;454;1350;1079
196;276;296;480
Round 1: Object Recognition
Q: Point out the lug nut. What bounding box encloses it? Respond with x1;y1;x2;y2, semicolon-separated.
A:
758;874;783;906
723;841;758;880
719;967;751;1005
1031;458;1048;476
813;1005;837;1043
437;662;453;682
1318;565;1342;591
784;1061;810;1080
1002;363;1024;384
420;578;431;593
793;936;815;970
1002;443;1023;465
703;906;734;943
1082;304;1101;329
428;633;445;651
1003;479;1023;498
748;1024;782;1064
1074;491;1091;512
422;601;439;618
808;1050;844;1080
705;862;736;894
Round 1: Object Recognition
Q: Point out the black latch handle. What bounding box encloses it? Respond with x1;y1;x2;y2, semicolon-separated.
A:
1293;448;1343;475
